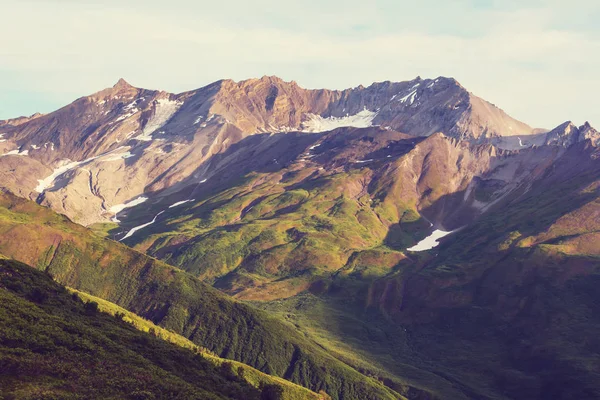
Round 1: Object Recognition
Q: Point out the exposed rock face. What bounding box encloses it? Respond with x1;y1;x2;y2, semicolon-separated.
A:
204;76;535;140
544;121;600;147
0;75;593;226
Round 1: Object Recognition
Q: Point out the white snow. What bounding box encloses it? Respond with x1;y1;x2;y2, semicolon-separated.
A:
302;108;377;132
135;98;183;141
1;149;29;157
169;199;195;208
109;196;148;214
518;137;526;147
115;110;138;122
31;144;39;150
200;178;207;183
308;143;321;150
34;146;127;193
193;116;203;125
120;211;164;241
399;90;418;105
390;94;398;101
0;139;6;143
123;100;139;111
407;229;454;252
34;157;96;193
354;159;374;163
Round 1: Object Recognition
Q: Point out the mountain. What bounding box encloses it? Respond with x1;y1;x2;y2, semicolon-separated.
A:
2;75;600;400
0;258;319;400
0;76;539;226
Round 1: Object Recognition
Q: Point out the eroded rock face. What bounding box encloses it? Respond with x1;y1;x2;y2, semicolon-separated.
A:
0;75;593;226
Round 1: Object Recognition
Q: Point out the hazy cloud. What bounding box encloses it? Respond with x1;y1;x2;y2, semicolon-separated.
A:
1;0;598;128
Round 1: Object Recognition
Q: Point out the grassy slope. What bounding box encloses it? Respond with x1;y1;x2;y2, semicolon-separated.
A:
132;167;424;300
126;141;600;399
68;288;321;400
124;128;429;301
356;143;600;399
0;259;262;400
0;191;402;400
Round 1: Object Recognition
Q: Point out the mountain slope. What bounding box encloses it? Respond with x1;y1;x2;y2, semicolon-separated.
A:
0;76;537;226
0;258;265;400
361;140;600;399
117;127;564;300
0;190;407;400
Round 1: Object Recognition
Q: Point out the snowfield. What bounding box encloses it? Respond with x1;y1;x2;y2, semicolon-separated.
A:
302;108;377;132
109;196;148;214
135;98;183;141
407;229;454;251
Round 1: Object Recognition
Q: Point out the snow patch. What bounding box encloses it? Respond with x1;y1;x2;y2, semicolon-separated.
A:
135;98;183;141
1;149;29;157
109;196;148;214
302;108;377;132
399;90;417;105
120;211;165;241
407;229;454;252
35;146;129;193
34;158;93;193
169;199;195;209
115;109;138;122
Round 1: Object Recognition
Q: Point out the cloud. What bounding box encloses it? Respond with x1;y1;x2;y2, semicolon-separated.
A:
0;0;599;128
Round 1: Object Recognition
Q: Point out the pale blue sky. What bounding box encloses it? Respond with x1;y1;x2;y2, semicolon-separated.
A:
1;0;598;128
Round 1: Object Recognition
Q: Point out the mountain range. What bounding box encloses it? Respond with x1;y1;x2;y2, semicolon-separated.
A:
0;75;599;400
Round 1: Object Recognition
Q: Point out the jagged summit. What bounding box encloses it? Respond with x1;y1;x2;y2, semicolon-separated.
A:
544;120;600;147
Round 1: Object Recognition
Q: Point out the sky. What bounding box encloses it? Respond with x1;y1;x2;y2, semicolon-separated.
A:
1;0;599;129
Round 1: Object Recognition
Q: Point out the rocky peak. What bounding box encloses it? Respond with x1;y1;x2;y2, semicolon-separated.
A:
544;121;579;147
113;78;133;89
542;121;600;148
578;121;600;146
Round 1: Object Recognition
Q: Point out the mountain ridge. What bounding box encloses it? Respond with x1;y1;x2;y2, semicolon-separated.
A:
0;74;564;228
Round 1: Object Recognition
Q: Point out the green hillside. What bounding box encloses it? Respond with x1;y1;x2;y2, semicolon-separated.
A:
0;191;406;400
0;258;263;400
